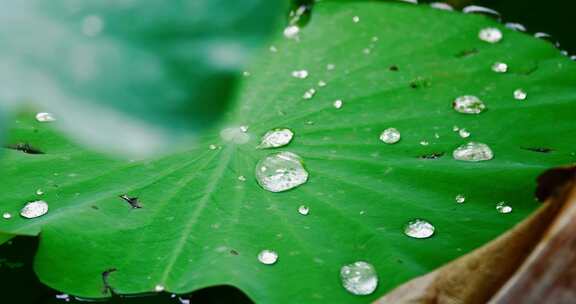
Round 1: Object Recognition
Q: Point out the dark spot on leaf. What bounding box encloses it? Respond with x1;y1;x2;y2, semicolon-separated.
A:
119;194;142;209
409;77;431;89
535;166;576;202
523;147;553;153
389;65;399;71
102;268;117;295
419;152;445;159
455;48;479;58
230;249;239;255
91;205;99;210
4;143;44;154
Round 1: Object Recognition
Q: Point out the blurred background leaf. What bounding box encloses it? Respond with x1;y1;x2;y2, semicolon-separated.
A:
0;0;285;157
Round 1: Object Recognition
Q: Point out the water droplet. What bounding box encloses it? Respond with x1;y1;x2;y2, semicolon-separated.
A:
36;189;44;196
430;2;453;10
238;175;246;182
362;48;371;55
35;112;56;122
458;128;471;138
269;45;278;53
326;64;336;71
496;202;512;214
258;249;278;265
478;27;503;43
492;62;508;73
452;125;460;132
2;212;12;219
463;5;501;19
208;144;218;150
455;194;466;204
419;140;429;146
453;142;494;162
242;71;251;77
379;128;401;144
20;200;49;219
340;261;378;295
514;89;527;101
154;284;165;292
303;88;316;100
255;152;309;192
404;219;435;239
371;36;379;42
291;70;309;79
333;99;343;109
82;15;104;37
258;128;294;149
318;80;327;87
55;294;70;301
505;22;526;32
453;95;486;114
298;205;310;215
239;125;249;133
283;25;300;39
352;16;360;23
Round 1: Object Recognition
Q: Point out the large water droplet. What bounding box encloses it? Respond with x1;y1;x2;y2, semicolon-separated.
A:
514;89;527;101
20;200;49;219
453;142;494;162
291;70;309;79
340;261;378;295
258;128;294;149
35;112;56;122
379;128;401;144
478;27;503;43
453;95;486;114
258;249;278;265
496;202;512;214
255;152;309;192
298;205;310;215
404;219;435;239
492;62;508;73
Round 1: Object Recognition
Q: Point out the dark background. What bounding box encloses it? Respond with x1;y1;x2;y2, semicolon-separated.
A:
1;0;575;303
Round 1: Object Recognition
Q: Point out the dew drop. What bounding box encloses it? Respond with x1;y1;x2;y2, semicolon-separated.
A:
255;152;309;192
20;200;49;219
154;284;165;292
242;71;251;77
379;128;401;144
430;2;453;10
458;128;471;138
208;144;218;150
303;88;316;100
496;202;512;214
238;175;246;182
478;27;503;43
239;125;249;133
505;22;527;32
419;140;430;146
333;99;343;109
36;189;44;196
283;25;300;39
291;70;309;79
298;205;310;216
258;249;278;265
492;62;508;73
35;112;56;122
455;194;466;204
514;89;527;101
318;80;327;87
352;16;360;23
340;261;378;295
258;128;294;149
2;212;12;219
269;45;278;53
453;142;494;162
326;64;336;71
453;95;486;114
404;219;435;239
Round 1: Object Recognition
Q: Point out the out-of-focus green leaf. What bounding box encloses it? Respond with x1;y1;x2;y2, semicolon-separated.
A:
0;0;285;156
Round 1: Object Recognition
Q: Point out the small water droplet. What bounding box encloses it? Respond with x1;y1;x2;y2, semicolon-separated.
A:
238;175;246;182
478;27;503;43
269;45;278;53
463;5;501;19
352;16;360;23
36;189;44;195
340;261;378;295
455;194;466;204
298;205;310;215
2;212;12;219
318;80;327;87
154;284;165;292
255;152;309;192
258;128;294;149
453;142;494;162
82;15;104;37
420;140;429;146
239;125;249;133
333;99;343;109
20;200;49;219
379;128;401;144
453;95;486;114
514;89;527;100
362;48;371;55
208;144;218;150
303;88;316;100
371;36;379;42
496;202;512;214
291;70;309;79
35;112;56;122
326;63;336;71
458;128;471;138
505;22;526;32
430;2;454;10
283;25;300;39
242;71;251;77
258;249;278;265
404;219;435;239
492;62;508;73
452;125;460;132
